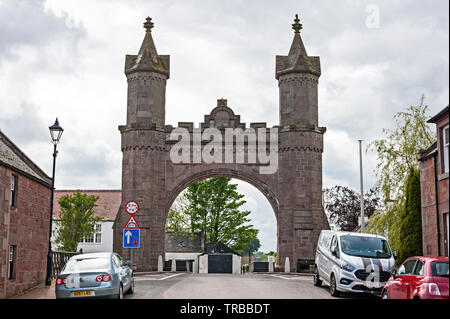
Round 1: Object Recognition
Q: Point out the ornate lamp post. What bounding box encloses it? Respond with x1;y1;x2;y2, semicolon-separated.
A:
45;118;64;285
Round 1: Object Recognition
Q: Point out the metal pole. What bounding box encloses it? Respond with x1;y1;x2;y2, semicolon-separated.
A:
45;143;57;285
358;140;365;231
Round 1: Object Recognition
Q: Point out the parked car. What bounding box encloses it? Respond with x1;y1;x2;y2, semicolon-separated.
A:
313;230;396;297
55;252;134;299
381;256;449;299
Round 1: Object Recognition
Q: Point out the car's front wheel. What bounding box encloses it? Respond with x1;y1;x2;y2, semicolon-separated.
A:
330;274;340;297
382;290;389;299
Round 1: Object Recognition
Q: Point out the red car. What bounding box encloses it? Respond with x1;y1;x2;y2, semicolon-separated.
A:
382;256;449;299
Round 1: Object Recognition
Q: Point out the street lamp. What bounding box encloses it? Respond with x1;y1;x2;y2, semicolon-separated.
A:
45;118;63;285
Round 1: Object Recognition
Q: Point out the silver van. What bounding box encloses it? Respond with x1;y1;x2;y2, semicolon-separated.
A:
313;230;396;297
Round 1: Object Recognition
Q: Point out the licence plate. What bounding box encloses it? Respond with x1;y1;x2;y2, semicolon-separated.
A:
72;290;94;297
364;281;383;289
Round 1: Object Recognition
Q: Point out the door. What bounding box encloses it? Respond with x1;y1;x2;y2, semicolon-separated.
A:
407;260;425;299
389;259;417;299
208;255;232;273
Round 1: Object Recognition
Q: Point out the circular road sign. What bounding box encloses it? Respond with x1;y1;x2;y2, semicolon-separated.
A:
125;200;139;215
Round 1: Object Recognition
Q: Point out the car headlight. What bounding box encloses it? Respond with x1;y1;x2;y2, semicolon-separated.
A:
340;262;355;272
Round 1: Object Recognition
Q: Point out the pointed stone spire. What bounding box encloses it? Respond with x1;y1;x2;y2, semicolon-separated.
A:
124;16;170;77
275;14;320;79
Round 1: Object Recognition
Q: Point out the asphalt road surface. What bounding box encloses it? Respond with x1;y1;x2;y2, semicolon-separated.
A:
125;272;373;299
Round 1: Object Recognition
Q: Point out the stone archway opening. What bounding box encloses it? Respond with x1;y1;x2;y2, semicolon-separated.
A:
164;175;278;274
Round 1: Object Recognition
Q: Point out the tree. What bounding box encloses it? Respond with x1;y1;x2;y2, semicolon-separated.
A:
166;193;190;236
397;168;423;263
238;238;261;262
53;190;102;252
323;186;381;231
365;95;434;264
184;177;259;251
367;94;434;203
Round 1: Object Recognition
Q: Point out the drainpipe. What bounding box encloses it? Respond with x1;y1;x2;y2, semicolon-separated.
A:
433;153;441;256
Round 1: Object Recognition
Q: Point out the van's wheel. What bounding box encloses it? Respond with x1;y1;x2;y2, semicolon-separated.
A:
313;266;322;287
330;274;340;297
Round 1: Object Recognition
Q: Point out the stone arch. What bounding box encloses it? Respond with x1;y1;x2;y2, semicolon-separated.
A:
165;167;280;222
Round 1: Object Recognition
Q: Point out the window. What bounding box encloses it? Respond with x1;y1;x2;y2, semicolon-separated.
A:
413;261;424;276
398;259;417;275
8;246;16;280
10;175;17;207
443;125;449;173
330;235;340;258
81;224;102;244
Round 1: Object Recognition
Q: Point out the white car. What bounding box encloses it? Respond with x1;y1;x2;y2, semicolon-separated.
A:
313;230;396;297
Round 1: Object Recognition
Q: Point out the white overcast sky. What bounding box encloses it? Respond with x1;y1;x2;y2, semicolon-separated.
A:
0;0;448;252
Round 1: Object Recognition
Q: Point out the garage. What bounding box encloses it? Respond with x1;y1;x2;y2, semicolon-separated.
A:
198;242;242;274
208;255;232;273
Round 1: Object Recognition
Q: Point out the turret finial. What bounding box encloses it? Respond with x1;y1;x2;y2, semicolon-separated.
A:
144;16;154;32
292;14;302;33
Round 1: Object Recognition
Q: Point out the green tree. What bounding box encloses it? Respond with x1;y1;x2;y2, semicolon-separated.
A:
166;193;190;236
53;190;102;252
365;95;434;263
238;238;261;262
367;94;434;203
184;177;259;251
397;168;423;263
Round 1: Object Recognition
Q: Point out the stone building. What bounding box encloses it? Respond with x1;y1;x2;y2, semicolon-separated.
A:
0;130;52;298
418;106;449;257
113;15;330;272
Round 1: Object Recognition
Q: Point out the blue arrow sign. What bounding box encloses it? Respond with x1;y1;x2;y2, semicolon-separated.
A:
123;229;140;248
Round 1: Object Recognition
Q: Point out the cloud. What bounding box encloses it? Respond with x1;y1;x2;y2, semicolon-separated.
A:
0;0;448;253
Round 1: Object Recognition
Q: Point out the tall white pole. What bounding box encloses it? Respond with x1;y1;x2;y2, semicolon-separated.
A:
358;140;365;231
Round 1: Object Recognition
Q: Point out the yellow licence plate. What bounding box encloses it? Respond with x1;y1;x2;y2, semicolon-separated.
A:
72;291;93;297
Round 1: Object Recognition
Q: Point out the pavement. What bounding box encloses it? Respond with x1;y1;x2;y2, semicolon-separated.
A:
10;280;56;299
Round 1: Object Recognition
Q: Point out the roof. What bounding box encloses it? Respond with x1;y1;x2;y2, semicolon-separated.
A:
0;129;52;187
124;17;170;77
418;141;437;161
322;229;387;240
427;105;449;124
202;242;241;256
53;190;121;221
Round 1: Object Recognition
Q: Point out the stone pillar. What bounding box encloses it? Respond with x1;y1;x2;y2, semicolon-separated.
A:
268;256;275;273
284;257;290;273
157;255;163;272
171;258;176;272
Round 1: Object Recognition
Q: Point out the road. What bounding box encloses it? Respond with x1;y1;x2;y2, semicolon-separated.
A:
125;272;369;299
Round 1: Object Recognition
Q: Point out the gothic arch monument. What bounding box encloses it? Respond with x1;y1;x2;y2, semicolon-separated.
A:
113;15;330;271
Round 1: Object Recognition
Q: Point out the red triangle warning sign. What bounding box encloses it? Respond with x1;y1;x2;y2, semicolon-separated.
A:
124;216;140;229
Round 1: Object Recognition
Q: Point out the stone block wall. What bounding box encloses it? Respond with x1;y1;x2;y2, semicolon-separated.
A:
0;166;51;298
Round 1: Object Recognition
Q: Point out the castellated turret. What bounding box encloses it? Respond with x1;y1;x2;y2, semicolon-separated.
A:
276;14;321;129
124;17;170;130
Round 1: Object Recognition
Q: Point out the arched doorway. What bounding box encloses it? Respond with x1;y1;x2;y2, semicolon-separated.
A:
164;176;278;273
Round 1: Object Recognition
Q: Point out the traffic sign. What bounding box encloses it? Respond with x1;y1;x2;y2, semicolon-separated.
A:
124;216;140;229
123;229;140;248
125;201;139;215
